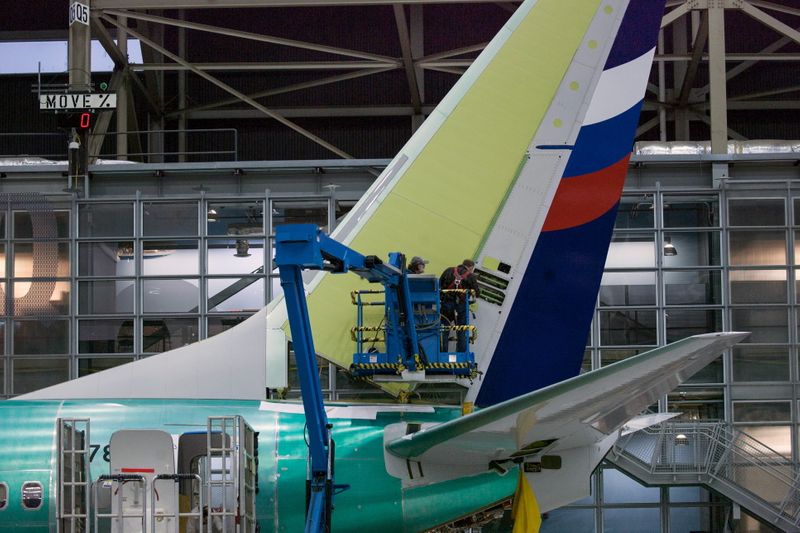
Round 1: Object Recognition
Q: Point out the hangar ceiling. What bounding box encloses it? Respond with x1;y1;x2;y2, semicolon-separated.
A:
3;0;800;160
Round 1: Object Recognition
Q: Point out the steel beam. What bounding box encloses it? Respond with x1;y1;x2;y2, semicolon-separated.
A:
129;61;397;71
736;0;800;46
100;13;353;158
677;11;708;107
93;0;494;7
101;8;398;63
167;67;396;117
661;1;693;29
393;4;422;114
186;105;436;119
748;0;800;18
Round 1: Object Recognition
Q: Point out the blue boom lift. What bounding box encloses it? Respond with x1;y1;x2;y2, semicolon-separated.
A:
274;224;478;531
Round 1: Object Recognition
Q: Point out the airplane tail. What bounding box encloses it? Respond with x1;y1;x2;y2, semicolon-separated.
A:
18;0;667;403
471;1;666;406
298;0;667;405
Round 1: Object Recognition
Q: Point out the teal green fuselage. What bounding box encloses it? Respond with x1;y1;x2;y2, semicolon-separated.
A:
0;399;515;532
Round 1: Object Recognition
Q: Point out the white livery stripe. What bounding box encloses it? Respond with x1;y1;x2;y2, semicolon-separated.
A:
583;47;656;126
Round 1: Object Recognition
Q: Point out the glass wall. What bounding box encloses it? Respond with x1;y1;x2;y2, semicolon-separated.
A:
4;172;800;532
0;193;343;396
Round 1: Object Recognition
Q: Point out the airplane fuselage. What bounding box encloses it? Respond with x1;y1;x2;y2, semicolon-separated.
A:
0;399;515;532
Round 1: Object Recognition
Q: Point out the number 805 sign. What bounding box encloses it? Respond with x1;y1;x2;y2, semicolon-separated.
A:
69;2;89;26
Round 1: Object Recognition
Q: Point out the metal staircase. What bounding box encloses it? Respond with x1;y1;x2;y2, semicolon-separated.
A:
608;421;800;531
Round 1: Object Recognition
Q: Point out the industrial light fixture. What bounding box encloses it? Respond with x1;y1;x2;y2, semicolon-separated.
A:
207;208;218;222
663;236;678;256
675;433;689;445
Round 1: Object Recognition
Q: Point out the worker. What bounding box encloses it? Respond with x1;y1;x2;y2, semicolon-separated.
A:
439;259;480;352
408;256;428;274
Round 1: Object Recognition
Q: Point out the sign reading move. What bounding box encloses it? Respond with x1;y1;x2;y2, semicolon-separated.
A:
39;93;117;111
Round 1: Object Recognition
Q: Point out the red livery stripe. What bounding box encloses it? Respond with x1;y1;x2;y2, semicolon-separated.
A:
121;467;156;473
542;155;630;232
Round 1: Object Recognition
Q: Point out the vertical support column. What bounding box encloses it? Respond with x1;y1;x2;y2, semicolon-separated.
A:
69;0;91;91
178;9;187;163
708;3;730;186
410;5;425;133
707;3;728;155
672;15;690;140
69;0;91;189
657;30;667;142
117;15;129;160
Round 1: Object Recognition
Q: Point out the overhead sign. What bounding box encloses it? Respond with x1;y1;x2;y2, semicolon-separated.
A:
39;93;117;111
69;2;90;26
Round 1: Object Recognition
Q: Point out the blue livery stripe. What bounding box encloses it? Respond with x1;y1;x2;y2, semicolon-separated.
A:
605;1;665;70
563;100;643;178
476;206;619;407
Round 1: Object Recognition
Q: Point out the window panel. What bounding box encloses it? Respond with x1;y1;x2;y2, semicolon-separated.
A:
142;279;200;313
733;346;789;382
13;319;68;354
733;401;791;423
669;485;710;503
662;231;721;267
142;318;198;353
12;281;70;316
12;358;69;394
207;278;263;312
13;242;70;277
207;238;264;275
78;280;134;315
207;201;263;236
665;309;722;343
142;241;199;276
603;508;660;532
271;200;328;231
729;230;787;266
667;388;724;420
603;468;660;503
78;242;134;277
605;234;655;269
663;194;719;228
600;348;647;367
599;271;655;306
664;270;721;305
208;315;251;338
615;195;654;229
142;202;198;236
685;355;724;384
0;360;4;396
0;244;5;277
78;202;134;237
78;319;134;354
14;210;69;239
599;309;657;346
731;308;788;343
729;198;785;227
730;269;787;304
540;508;594;533
669;507;713;533
735;426;792;457
78;357;134;377
0;482;6;509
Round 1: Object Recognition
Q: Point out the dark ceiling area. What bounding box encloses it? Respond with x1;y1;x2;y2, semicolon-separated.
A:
2;1;800;162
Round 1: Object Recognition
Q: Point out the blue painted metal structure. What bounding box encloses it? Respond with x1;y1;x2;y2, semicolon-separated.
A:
274;224;480;529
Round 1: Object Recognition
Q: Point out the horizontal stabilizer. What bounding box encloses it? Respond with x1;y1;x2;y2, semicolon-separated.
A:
386;332;748;462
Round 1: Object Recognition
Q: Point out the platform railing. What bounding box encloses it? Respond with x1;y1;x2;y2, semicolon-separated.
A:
610;420;800;530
